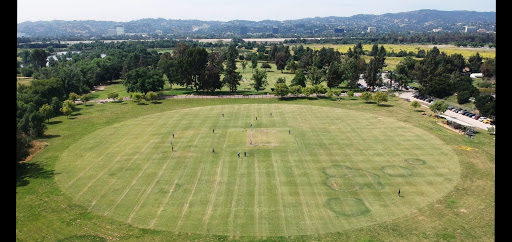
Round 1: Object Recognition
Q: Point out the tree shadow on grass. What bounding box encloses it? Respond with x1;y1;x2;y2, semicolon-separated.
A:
47;120;62;125
376;103;394;107
16;162;57;189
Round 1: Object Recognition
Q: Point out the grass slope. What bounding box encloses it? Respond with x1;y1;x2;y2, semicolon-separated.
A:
16;96;495;241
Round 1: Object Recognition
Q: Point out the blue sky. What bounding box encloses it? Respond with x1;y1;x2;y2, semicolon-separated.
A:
17;0;496;23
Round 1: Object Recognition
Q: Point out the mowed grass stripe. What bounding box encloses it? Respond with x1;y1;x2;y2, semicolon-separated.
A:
64;114;169;208
54;104;461;236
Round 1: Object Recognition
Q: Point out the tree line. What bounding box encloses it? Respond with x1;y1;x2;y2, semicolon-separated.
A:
16;39;496;163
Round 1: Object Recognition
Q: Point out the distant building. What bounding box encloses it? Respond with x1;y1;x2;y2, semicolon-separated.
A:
477;28;488;33
116;26;125;35
432;28;443;33
465;26;476;33
367;27;376;33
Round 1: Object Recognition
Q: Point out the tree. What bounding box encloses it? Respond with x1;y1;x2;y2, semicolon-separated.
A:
51;97;62;114
291;69;307;87
145;91;158;103
60;99;75;119
302;86;313;97
124;67;164;94
326;62;342;90
286;59;297;73
360;91;373;102
410;100;421;110
475;94;495;118
157;52;175;87
344;58;360;88
364;58;381;90
107;92;119;102
275;52;287;73
429;100;449;114
274;83;289;98
201;51;224;93
80;94;90;106
39;103;54;123
289;85;303;96
251;54;258;72
241;61;247;72
184;47;208;91
307;66;325;86
29;49;48;68
223;44;242;92
68;92;79;103
375;45;387;70
372;92;388;106
251;69;268;92
131;92;144;104
468;52;483;73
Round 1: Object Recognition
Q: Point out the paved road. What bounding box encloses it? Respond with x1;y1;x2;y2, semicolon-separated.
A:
399;91;492;131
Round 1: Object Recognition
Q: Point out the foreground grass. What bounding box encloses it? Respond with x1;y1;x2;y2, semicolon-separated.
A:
16;96;494;241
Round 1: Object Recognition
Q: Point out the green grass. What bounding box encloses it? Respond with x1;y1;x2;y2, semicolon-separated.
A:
17;96;495;241
300;43;496;59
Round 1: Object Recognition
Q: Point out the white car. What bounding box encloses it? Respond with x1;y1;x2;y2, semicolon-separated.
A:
478;117;488;122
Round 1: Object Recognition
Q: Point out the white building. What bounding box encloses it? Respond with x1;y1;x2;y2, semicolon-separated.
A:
465;26;477;33
470;73;483;78
367;27;376;33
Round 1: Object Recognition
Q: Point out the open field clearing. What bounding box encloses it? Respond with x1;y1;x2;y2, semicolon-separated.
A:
300;44;495;59
54;104;460;236
17;97;495;241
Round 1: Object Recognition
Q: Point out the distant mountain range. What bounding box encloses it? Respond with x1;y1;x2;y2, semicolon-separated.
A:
17;9;495;38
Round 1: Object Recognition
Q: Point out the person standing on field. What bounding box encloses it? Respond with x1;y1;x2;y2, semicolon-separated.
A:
398;189;401;197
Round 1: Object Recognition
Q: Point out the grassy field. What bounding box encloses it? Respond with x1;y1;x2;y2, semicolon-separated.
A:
300;44;496;59
16;96;495;241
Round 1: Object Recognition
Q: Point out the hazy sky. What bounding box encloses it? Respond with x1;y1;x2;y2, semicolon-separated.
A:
17;0;496;23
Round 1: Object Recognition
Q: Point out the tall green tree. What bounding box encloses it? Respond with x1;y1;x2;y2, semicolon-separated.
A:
223;44;242;92
307;66;325;86
326;62;342;90
274;83;289;98
184;47;208;91
364;58;381;89
29;49;48;68
201;51;224;93
60;100;75;119
250;69;268;92
39;103;54;123
468;52;483;73
291;69;307;87
372;92;388;106
124;67;164;94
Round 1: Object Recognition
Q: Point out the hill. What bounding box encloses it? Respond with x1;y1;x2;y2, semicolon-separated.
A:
17;9;495;38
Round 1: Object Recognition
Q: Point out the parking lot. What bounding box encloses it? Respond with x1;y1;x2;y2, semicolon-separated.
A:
399;90;493;131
